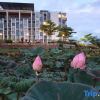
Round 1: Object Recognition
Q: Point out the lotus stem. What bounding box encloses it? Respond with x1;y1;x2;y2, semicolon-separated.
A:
36;71;39;82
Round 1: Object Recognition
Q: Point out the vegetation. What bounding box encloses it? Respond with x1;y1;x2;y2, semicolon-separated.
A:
22;81;100;100
40;20;57;36
4;39;13;43
58;25;74;41
0;47;100;100
80;34;100;48
40;20;57;43
40;20;75;43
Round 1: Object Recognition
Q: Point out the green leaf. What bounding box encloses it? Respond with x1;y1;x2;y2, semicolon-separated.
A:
14;79;35;92
21;81;100;100
0;87;11;95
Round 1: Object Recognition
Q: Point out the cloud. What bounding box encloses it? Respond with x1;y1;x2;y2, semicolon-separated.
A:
34;0;75;11
67;0;100;39
91;0;100;7
94;29;100;33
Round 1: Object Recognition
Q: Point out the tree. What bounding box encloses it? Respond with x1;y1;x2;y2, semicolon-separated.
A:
80;34;100;48
58;25;74;41
94;38;100;47
80;34;95;43
40;20;57;44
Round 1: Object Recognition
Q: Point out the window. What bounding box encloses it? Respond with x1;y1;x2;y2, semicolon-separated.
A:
44;13;46;20
16;22;19;29
0;19;3;29
40;32;43;36
16;30;19;36
12;23;15;26
0;23;3;29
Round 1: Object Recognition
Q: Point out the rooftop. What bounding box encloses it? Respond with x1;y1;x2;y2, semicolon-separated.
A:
0;2;34;11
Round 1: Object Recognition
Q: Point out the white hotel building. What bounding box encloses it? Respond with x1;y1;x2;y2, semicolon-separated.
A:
0;2;35;42
35;10;67;42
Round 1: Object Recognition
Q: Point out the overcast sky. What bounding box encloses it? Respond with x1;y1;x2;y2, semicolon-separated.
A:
0;0;100;39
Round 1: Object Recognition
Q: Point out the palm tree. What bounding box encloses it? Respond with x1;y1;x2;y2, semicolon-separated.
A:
58;25;75;41
80;34;100;48
80;34;95;43
40;20;57;44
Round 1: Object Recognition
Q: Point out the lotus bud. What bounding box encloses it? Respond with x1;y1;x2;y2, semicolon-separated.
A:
71;52;86;70
32;56;43;72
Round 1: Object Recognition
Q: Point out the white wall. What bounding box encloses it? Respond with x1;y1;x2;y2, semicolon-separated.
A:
50;12;59;40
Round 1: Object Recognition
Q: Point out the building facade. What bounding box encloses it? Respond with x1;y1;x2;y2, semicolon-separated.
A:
0;2;34;42
35;10;51;42
35;10;67;41
50;12;67;40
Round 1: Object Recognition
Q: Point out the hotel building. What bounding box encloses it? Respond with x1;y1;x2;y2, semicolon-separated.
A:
0;2;34;42
35;10;67;41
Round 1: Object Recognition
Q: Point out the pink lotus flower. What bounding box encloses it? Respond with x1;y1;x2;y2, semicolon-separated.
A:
71;52;86;69
32;56;43;72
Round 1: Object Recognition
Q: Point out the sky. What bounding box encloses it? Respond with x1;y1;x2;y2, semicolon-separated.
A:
0;0;100;39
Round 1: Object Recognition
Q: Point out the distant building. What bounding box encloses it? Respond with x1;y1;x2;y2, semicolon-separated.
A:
0;2;34;42
50;12;67;40
35;10;67;42
35;10;50;42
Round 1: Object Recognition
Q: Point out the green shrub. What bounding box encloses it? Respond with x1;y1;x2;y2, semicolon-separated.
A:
5;40;13;43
